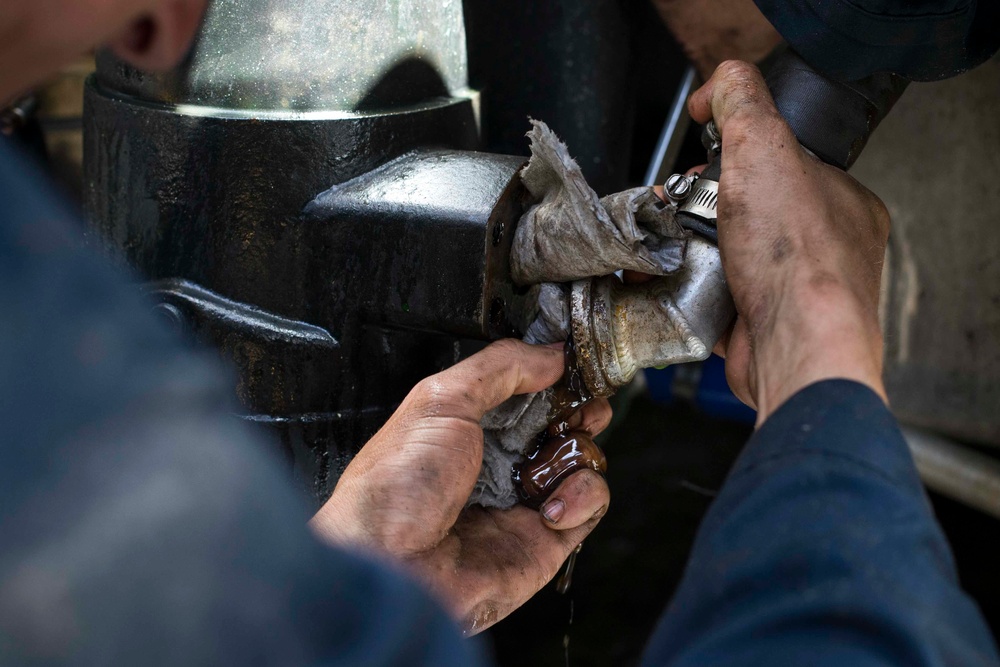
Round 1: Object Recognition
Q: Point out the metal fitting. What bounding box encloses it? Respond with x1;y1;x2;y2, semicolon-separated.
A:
679;177;719;223
664;173;693;203
570;237;735;396
0;95;37;136
702;119;722;155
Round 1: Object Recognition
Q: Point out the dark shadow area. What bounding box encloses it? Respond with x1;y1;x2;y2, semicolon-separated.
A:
931;492;1000;633
488;388;1000;665
354;58;451;112
464;0;687;196
488;392;752;666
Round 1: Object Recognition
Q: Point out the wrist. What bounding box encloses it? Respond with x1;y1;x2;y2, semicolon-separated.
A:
751;285;885;424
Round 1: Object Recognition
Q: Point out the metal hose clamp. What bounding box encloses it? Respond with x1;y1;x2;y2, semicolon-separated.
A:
679;178;718;222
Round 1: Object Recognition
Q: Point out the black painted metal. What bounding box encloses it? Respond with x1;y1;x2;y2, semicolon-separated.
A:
464;0;655;196
84;79;480;319
304;150;530;340
83;70;529;504
83;0;689;506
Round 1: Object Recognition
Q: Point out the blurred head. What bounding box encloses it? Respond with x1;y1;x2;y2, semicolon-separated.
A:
0;0;209;103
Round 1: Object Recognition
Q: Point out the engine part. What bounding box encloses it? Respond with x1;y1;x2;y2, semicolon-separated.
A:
98;0;469;113
663;172;694;203
83;0;531;505
570;237;734;397
565;48;908;401
301;149;529;340
465;0;640;195
1;95;46;158
0;95;38;136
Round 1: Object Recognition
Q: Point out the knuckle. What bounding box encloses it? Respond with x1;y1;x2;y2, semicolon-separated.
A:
414;375;448;400
869;193;891;231
566;468;599;495
716;63;763;102
487;338;524;358
846;178;891;239
410;375;457;414
723;111;791;153
716;59;760;83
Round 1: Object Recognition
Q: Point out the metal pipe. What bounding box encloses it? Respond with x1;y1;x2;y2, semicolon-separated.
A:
570;237;735;396
644;66;698;187
904;426;1000;520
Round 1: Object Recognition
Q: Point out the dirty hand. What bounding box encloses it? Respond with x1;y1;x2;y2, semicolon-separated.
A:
309;340;612;635
690;61;890;423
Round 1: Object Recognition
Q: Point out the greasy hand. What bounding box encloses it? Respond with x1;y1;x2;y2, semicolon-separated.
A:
690;61;890;423
309;340;611;635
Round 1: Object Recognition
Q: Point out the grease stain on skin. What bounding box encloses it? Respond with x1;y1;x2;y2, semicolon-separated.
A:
770;234;791;263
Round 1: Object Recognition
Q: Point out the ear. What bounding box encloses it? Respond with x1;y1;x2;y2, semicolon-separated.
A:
107;0;207;72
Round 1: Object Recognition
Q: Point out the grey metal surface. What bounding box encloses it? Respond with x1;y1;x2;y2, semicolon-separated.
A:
664;173;693;203
96;0;469;114
854;58;1000;446
905;427;1000;520
679;177;719;221
571;237;735;396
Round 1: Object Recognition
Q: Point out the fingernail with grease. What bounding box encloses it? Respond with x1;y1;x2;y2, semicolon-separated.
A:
541;498;565;524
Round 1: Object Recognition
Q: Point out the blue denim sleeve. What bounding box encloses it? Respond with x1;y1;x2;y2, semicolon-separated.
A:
752;0;1000;82
642;380;999;666
0;142;483;666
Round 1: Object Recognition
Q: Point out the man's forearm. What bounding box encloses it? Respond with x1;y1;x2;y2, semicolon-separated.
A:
643;380;999;666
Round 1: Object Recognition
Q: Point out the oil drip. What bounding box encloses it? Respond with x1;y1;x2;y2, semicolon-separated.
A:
557;543;583;594
547;335;594;427
513;335;607;508
562;558;578;667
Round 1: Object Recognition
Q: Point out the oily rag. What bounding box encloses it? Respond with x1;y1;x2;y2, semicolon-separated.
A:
470;121;688;509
